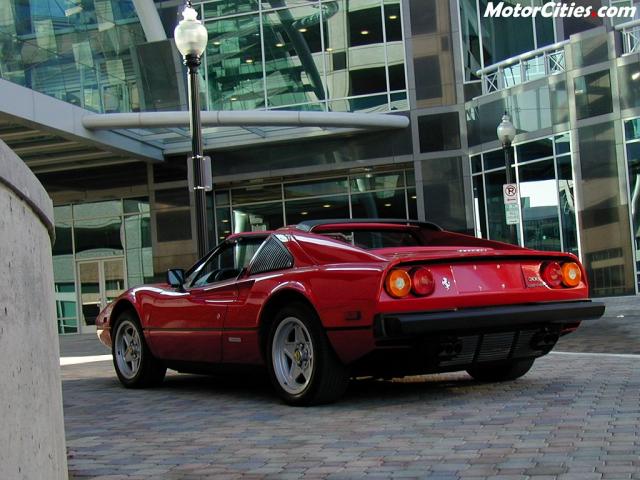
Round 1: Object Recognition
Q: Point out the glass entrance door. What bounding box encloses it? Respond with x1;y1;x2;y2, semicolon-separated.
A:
77;258;126;333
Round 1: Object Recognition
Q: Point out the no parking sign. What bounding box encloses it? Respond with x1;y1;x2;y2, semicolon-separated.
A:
503;183;520;225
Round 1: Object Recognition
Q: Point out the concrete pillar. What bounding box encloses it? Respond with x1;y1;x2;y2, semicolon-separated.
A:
0;140;68;479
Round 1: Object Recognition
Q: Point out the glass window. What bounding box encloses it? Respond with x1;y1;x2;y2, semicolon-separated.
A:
571;28;608;67
574;71;613;120
156;210;192;242
215;190;230;206
189;236;265;287
233;203;284;232
285;195;350;225
418;112;460;153
154;189;190;210
471;155;482;174
479;0;535;65
124;213;153;287
262;5;327;108
473;175;487;238
202;0;260;19
421;157;468;232
285;178;348;199
483;149;511;171
205;13;265;110
232;184;282;204
351;189;407;219
348;6;384;47
384;2;402;41
73;200;122;219
618;63;640;111
350;172;404;192
216;207;232;241
557;154;578;256
407;187;418;219
516;138;553;162
485;169;509;243
518;160;561;251
579;122;635;295
74;217;124;258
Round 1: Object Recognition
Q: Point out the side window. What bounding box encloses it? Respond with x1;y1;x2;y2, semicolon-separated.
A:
248;236;294;276
188;237;265;287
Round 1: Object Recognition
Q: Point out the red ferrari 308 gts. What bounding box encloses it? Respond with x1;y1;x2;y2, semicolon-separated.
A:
96;219;604;405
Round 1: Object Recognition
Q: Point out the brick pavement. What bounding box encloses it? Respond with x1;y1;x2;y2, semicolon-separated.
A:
62;296;640;479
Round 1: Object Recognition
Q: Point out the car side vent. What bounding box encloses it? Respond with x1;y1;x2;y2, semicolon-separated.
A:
249;236;294;275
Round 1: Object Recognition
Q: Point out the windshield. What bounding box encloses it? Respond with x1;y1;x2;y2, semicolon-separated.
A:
319;229;423;249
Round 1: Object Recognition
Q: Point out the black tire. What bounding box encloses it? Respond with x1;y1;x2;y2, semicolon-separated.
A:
112;310;166;388
466;358;535;382
266;303;349;406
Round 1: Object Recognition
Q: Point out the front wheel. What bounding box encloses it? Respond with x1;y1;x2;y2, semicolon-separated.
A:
267;304;349;406
112;311;166;388
466;358;535;382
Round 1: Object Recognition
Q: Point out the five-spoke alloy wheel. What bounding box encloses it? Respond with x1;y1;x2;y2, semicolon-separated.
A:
112;310;166;388
267;303;349;406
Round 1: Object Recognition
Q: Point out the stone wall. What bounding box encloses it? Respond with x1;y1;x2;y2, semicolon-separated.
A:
0;140;68;479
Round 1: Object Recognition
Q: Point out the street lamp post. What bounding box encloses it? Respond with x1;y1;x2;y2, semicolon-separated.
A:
174;1;209;258
497;112;518;245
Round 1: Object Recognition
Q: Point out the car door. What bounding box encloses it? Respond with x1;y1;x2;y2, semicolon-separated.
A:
146;237;265;363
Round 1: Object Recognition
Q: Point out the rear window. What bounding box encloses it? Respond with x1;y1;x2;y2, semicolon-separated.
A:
320;230;423;249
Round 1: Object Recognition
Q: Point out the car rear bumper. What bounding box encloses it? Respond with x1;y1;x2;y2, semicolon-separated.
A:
373;300;605;339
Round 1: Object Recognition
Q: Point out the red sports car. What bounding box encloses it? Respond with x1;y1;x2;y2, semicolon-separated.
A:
96;219;604;405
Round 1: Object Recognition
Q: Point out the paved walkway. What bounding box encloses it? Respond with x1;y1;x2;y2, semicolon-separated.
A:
61;297;640;480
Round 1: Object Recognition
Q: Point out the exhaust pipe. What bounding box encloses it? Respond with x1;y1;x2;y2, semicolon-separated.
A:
530;328;559;352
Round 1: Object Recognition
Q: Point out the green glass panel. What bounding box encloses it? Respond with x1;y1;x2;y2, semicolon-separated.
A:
262;5;327;108
202;0;260;19
73;200;122;219
205;13;265;110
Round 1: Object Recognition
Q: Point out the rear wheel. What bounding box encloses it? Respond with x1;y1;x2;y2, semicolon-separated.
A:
267;304;349;406
112;311;166;388
466;358;535;382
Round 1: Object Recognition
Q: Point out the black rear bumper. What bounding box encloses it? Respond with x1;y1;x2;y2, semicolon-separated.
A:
374;300;605;339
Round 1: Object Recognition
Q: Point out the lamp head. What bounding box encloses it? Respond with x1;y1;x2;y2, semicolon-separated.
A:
174;4;208;58
497;112;516;146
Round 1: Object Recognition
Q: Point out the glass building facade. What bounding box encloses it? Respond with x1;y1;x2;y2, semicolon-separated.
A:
5;0;640;336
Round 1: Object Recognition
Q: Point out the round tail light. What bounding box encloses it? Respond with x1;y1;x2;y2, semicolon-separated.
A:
411;267;435;296
561;262;581;287
386;269;412;298
541;261;563;288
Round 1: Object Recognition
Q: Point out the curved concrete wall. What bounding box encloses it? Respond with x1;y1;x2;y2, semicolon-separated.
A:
0;140;68;479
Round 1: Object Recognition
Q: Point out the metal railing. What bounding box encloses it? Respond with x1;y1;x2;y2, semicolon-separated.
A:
476;41;569;94
616;18;640;55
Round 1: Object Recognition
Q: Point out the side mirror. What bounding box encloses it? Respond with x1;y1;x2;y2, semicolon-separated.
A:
167;269;185;289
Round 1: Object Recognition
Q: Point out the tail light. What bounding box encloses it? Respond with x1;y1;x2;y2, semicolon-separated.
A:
541;261;582;288
541;261;563;288
561;262;581;287
411;267;435;296
385;269;412;298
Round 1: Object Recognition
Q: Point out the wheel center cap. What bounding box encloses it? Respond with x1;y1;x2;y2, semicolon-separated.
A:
294;350;302;364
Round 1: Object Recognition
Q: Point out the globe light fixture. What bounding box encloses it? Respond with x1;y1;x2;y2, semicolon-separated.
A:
497;112;516;147
174;1;210;257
